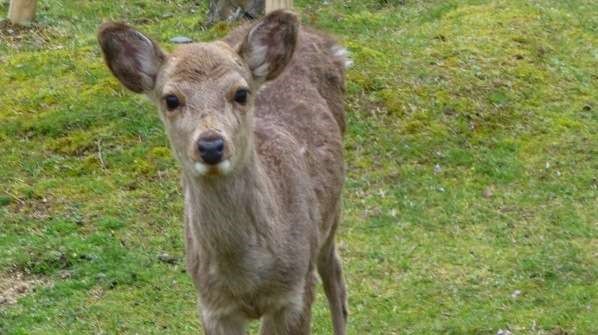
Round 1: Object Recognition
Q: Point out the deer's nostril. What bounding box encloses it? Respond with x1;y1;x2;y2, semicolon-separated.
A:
197;137;224;165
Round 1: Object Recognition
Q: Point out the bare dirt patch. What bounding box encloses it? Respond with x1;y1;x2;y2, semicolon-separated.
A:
0;19;63;51
0;271;45;307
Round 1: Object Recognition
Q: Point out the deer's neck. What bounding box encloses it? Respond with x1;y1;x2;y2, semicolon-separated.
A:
183;150;279;257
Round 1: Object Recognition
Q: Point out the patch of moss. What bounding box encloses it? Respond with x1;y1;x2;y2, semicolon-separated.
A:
47;130;97;156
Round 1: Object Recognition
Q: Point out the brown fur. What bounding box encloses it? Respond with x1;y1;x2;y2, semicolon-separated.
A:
98;10;348;335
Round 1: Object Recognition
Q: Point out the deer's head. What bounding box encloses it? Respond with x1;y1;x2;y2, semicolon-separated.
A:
98;11;298;177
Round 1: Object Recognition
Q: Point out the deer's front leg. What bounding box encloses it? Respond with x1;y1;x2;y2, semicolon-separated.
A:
260;302;313;335
201;308;247;335
260;274;315;335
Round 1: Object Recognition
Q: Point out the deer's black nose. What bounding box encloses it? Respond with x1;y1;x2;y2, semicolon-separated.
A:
197;136;224;165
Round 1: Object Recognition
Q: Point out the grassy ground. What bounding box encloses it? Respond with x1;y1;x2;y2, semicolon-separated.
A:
1;0;596;334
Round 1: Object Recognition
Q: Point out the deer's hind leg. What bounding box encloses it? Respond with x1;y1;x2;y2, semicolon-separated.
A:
317;210;348;335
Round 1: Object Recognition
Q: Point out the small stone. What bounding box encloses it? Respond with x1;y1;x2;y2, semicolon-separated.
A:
79;253;96;261
497;329;512;335
511;289;521;298
15;284;28;294
434;164;442;174
483;185;494;198
549;327;569;335
170;36;192;44
58;270;72;279
158;252;178;264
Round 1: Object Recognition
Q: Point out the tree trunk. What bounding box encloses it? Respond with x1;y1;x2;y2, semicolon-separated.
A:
8;0;37;25
206;0;264;26
265;0;293;13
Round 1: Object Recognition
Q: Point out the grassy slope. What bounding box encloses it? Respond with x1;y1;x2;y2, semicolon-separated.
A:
0;0;596;334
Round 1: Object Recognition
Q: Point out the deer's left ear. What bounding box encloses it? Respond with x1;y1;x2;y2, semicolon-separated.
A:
239;10;298;83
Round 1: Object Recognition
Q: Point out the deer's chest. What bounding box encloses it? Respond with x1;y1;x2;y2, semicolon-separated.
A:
196;243;300;318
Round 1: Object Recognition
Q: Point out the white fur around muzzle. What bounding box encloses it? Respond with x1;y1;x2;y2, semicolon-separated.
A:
194;159;232;176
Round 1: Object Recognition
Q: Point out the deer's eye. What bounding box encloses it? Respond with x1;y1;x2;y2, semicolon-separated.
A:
233;88;250;105
164;94;180;111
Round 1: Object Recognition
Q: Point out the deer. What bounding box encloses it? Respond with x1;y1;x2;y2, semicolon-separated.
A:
98;10;349;335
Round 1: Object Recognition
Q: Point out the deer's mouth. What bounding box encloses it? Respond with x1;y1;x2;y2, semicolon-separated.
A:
194;159;232;177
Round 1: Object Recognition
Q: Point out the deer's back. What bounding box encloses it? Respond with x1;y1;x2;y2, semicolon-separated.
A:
256;27;346;135
225;24;347;231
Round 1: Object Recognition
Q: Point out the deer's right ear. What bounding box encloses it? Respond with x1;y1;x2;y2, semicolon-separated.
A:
98;23;166;93
238;10;298;83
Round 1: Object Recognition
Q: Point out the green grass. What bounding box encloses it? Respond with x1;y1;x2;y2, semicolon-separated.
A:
1;0;596;334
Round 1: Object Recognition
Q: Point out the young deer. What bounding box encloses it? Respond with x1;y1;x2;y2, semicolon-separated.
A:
98;10;348;335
